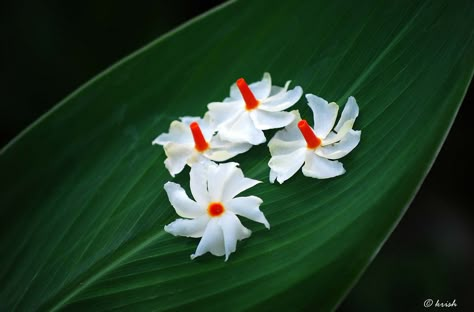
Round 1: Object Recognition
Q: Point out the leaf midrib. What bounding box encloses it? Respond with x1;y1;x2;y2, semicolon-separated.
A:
46;230;168;311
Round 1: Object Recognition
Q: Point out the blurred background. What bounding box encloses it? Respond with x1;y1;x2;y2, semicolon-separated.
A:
1;1;472;310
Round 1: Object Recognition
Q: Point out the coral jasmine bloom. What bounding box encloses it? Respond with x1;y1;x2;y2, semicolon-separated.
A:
268;94;361;183
164;162;270;260
153;113;251;176
208;73;303;145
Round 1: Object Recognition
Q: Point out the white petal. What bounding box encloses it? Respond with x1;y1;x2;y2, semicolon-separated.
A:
206;162;226;202
164;182;205;218
259;85;303;112
164;215;210;238
207;101;244;129
335;96;359;132
250;109;295;130
226;196;269;229
189;161;210;206
269;170;278;185
218;213;252;261
179;116;201;125
205;162;261;202
154;114;214;152
268;138;306;157
229;72;272;101
222;164;261;202
218;112;266;145
316;130;361;159
223;175;261;202
302;153;345;179
268;148;307;184
199;112;217;141
152;120;193;145
186;150;211;167
268;80;290;96
205;135;252;161
203;162;261;202
269;110;304;142
306;94;338;139
191;218;225;259
163;143;193;177
322;119;355;145
268;112;306;156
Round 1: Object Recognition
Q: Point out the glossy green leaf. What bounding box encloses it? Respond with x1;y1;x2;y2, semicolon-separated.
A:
1;0;473;311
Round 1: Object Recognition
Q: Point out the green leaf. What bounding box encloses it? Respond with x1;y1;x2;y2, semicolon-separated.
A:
1;0;473;311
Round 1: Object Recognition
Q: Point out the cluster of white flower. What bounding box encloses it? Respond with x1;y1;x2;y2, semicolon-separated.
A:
153;73;361;261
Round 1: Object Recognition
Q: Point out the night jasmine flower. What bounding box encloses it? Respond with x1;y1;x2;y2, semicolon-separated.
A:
164;162;269;260
208;73;303;145
268;94;361;183
153;114;251;176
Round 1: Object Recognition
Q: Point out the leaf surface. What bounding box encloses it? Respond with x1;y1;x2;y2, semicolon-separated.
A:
1;0;473;311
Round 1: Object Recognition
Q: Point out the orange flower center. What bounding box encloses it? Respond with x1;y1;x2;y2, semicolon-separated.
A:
298;120;321;149
208;202;225;217
190;122;209;152
236;78;260;110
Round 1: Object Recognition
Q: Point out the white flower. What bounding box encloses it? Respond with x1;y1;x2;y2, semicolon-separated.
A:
164;161;270;261
153;113;252;176
208;72;303;145
268;94;361;183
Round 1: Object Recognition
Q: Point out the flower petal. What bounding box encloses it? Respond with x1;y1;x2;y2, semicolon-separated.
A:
270;110;304;140
269;137;306;156
335;96;359;132
186;151;212;167
306;94;339;139
218;112;266;145
164;182;205;218
218;212;252;261
223;176;261;202
179;116;201;125
204;162;261;202
322;118;355;145
316;130;361;159
207;101;244;128
152;120;194;145
163;143;193;177
206;162;226;202
268;112;306;156
268;147;307;184
269;80;290;96
302;153;345;179
191;218;225;259
226;196;269;229
222;165;261;202
189;161;210;207
205;135;252;162
206;162;261;202
198;112;217;141
164;215;210;238
229;72;272;101
259;85;303;112
250;109;295;130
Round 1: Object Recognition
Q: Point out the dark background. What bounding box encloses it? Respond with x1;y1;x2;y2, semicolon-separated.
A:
1;1;472;311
